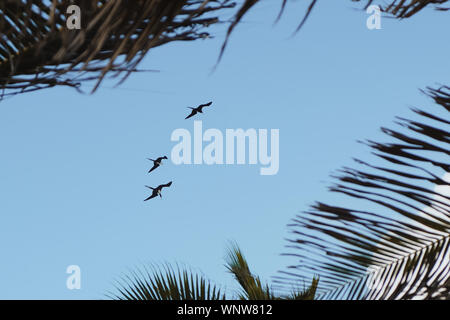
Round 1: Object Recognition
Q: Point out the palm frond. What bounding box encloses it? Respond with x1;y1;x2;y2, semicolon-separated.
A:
225;243;275;300
225;243;318;300
109;264;226;300
275;85;450;300
109;244;319;300
288;277;319;300
3;1;447;99
366;0;450;18
0;0;236;98
218;0;449;61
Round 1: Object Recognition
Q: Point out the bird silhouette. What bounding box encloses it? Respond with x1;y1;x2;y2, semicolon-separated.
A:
144;181;173;201
147;156;168;173
185;101;213;119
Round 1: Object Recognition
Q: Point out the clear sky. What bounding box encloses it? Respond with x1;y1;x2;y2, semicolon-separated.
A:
0;1;449;299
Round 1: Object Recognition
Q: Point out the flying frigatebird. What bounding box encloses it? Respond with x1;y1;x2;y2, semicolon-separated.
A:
185;101;213;119
147;156;168;173
144;181;173;201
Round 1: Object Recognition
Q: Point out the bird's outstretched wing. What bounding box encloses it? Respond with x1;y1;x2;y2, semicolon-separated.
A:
161;181;173;188
185;109;196;119
148;163;158;173
198;101;212;108
144;193;157;201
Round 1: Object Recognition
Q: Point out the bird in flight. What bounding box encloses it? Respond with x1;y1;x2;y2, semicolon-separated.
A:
144;181;173;201
185;101;213;119
147;156;168;173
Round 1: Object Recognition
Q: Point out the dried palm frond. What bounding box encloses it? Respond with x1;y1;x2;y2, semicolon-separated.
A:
275;85;450;299
218;0;449;60
2;1;447;99
359;0;449;18
0;0;236;98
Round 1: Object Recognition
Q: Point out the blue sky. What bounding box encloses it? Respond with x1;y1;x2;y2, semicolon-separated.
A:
0;1;449;299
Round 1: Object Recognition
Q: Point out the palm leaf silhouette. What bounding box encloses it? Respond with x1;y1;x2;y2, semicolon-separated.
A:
110;244;318;300
372;0;449;17
225;243;318;300
218;0;449;60
275;86;450;299
0;0;236;98
2;1;447;99
109;264;226;300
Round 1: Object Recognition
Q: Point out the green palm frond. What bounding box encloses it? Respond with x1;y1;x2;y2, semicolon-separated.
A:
109;244;318;300
225;243;318;300
286;277;319;300
275;85;450;300
109;264;226;300
225;243;275;300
